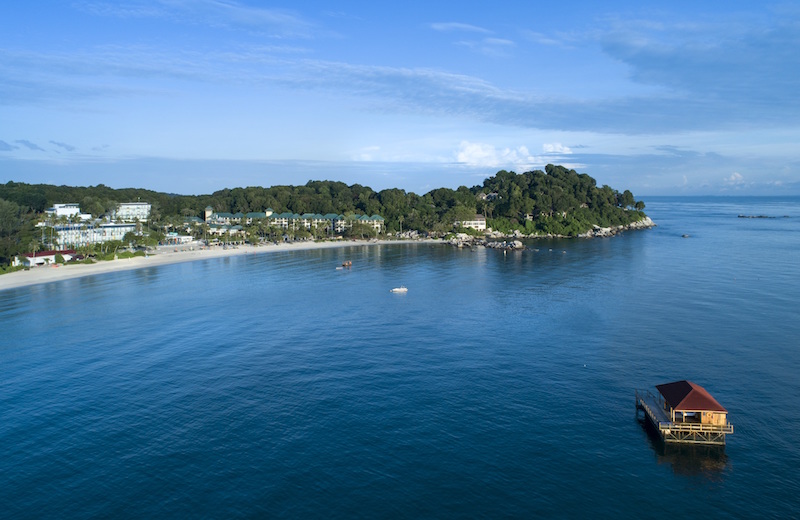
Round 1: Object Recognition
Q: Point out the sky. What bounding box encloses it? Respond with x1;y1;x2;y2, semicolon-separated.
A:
1;1;799;196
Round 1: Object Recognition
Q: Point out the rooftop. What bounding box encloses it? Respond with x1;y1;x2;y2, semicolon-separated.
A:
655;380;728;413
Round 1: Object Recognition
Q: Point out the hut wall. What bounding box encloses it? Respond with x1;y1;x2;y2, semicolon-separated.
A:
702;411;727;426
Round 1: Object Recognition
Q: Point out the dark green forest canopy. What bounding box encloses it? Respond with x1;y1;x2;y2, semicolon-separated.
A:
0;165;647;264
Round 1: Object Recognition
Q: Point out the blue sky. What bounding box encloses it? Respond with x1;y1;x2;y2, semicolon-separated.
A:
1;1;799;196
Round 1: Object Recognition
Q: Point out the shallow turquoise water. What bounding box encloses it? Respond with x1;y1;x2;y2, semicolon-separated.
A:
1;197;799;517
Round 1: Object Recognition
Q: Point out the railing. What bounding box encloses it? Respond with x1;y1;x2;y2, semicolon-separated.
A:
659;422;734;434
638;398;660;422
636;389;667;422
635;388;664;408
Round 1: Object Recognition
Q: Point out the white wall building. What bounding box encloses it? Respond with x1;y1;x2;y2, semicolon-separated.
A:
54;223;136;247
458;215;487;231
163;232;194;244
45;203;92;221
13;249;77;267
113;202;151;222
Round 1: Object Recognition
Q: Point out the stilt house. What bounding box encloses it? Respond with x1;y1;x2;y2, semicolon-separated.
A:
636;380;733;445
655;380;728;427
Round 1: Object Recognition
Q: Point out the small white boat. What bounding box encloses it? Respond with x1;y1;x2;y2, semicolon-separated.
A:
390;286;408;293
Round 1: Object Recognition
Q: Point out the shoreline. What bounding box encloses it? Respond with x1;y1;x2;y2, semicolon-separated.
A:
0;218;656;293
0;239;439;292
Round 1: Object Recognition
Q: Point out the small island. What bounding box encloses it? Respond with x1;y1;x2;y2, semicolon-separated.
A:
0;164;652;273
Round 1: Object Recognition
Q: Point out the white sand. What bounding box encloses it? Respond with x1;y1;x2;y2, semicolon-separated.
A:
0;240;438;292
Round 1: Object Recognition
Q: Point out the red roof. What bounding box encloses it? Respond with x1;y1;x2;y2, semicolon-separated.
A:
31;249;77;257
655;380;727;413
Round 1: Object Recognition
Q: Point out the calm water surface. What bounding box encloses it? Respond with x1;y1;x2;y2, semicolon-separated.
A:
1;197;799;518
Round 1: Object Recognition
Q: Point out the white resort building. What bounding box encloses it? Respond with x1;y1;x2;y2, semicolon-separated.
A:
202;208;385;235
52;223;137;248
458;215;487;231
113;202;151;222
39;202;149;247
45;203;92;222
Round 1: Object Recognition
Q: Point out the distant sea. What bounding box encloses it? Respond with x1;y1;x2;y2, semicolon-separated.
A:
2;196;799;518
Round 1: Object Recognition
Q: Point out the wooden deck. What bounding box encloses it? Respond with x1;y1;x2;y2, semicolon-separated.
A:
636;389;733;445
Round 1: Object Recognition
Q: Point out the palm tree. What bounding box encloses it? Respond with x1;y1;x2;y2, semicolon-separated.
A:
28;239;38;267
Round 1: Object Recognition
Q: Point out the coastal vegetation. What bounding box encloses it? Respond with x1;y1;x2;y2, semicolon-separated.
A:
0;165;646;267
0;198;37;271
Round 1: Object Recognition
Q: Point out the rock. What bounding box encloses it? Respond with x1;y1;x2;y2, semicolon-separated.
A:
447;215;656;248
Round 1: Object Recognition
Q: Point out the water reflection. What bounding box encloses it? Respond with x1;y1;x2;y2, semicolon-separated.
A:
132;266;164;285
656;444;729;480
639;420;730;480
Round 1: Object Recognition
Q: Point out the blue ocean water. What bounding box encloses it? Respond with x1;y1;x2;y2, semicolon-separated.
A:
1;197;799;518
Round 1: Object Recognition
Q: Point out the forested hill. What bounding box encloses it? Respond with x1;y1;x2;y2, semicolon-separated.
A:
1;164;648;263
478;164;646;235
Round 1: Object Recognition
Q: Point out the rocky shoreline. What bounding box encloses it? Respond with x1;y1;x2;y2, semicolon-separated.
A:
447;216;656;250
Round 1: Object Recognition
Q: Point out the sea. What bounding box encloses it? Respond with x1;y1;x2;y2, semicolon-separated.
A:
1;196;799;518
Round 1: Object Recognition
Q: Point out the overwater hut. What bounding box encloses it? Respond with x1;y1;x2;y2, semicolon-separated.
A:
656;380;728;427
636;380;733;445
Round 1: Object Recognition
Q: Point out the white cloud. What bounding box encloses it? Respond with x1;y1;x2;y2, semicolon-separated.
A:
484;38;514;47
455;37;515;57
79;0;314;37
456;141;540;170
521;30;577;48
456;141;495;166
724;172;744;185
352;146;380;161
542;142;572;154
430;22;491;34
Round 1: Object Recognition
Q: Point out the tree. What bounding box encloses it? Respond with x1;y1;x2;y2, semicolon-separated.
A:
0;167;649;248
28;239;38;263
246;225;260;245
618;190;635;209
345;222;376;239
446;205;478;227
310;221;328;240
0;199;36;265
122;231;138;245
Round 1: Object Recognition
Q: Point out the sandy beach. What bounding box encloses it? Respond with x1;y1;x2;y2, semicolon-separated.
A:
0;239;437;292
